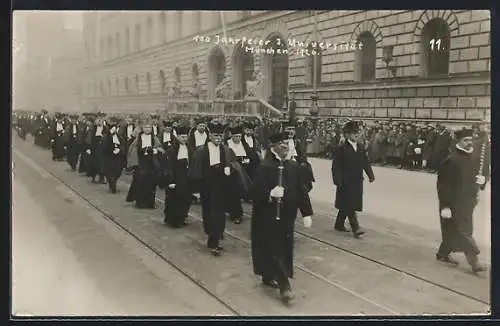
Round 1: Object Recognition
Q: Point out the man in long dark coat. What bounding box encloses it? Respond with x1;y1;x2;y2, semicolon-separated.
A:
251;130;313;303
161;125;194;228
118;115;136;169
102;117;126;193
431;124;453;172
126;118;164;208
241;121;262;181
63;114;81;171
188;118;209;149
332;120;375;238
50;113;66;160
86;114;107;184
188;121;240;256
436;128;487;273
78;115;93;174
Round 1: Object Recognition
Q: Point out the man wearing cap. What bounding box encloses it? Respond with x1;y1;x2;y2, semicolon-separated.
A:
241;121;261;181
50;112;67;161
251;129;314;303
188;118;209;149
85;115;107;184
102;117;126;194
119;115;136;169
332;120;375;238
63;114;81;171
436;128;487;273
188;120;238;256
151;114;161;137
160;119;176;152
161;124;194;228
431;124;453;172
78;114;93;174
126;117;164;209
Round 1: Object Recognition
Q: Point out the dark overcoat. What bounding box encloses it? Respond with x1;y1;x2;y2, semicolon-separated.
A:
332;140;374;212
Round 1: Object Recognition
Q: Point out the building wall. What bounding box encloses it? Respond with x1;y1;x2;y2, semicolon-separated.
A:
83;10;490;121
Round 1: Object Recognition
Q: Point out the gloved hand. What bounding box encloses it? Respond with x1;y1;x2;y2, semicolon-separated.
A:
440;208;452;219
422;160;427;168
369;176;375;183
153;148;158;155
168;184;176;189
224;166;231;176
475;175;486;185
86;149;91;155
113;148;120;154
270;186;284;198
303;216;312;228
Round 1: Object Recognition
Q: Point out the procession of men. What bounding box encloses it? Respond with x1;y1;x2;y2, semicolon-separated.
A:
12;109;490;304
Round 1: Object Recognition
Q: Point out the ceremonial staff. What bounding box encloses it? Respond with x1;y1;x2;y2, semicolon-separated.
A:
276;162;284;221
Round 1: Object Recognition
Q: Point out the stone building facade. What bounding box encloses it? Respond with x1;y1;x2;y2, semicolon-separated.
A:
83;10;490;121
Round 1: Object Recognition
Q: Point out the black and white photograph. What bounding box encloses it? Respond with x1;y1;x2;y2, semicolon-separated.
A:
11;9;491;317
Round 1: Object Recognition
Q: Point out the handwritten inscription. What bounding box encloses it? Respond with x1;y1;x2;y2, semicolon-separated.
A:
193;34;363;56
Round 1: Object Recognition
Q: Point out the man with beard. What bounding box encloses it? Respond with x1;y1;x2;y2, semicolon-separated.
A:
126;118;164;209
119;115;136;169
436;128;487;273
431;124;453;172
35;109;52;148
188;118;209;149
332;121;375;238
85;114;107;184
78;114;93;174
241;121;262;181
63;114;81;171
160;119;176;151
50;113;67;161
162;125;194;228
102;117;126;194
151;114;161;137
188;120;239;256
225;124;250;224
251;130;313;304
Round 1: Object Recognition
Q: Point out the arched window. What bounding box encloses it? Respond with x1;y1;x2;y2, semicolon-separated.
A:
107;78;112;95
355;32;376;82
134;24;141;52
146;72;152;93
100;38;105;61
159;70;166;94
305;42;322;86
124;76;129;94
421;18;450;77
100;80;105;96
192;64;199;80
125;28;130;55
159;12;166;44
115;33;121;57
146;17;153;48
135;74;140;93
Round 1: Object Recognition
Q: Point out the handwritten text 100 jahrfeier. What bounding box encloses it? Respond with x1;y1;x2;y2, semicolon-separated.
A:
193;35;363;56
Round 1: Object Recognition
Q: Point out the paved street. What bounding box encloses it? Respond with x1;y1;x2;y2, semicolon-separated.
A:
11;135;490;316
12;146;235;316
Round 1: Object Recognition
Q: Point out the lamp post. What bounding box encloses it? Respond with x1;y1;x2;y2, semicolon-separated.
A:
309;10;320;129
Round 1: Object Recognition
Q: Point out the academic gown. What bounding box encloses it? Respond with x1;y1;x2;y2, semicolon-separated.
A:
188;143;243;238
437;147;482;256
63;123;81;170
251;151;313;280
163;143;194;227
51;120;66;159
78;124;91;173
188;128;209;149
126;133;163;208
86;125;106;180
241;134;261;181
119;123;136;166
102;132;126;191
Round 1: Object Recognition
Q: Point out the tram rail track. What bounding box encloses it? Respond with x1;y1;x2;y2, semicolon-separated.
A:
12;138;490;315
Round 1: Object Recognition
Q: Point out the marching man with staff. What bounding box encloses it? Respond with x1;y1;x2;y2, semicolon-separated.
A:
436;127;487;273
251;129;313;304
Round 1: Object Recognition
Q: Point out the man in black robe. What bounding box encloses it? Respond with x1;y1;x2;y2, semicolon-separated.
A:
332;120;375;238
188;118;209;149
102;117;126;194
160;119;176;151
63;114;81;171
162;125;194;227
85;114;107;184
241;121;262;181
431;124;452;172
118;115;136;169
50;113;66;160
78;115;93;174
436;128;487;273
251;130;313;303
188;120;238;256
126;118;164;208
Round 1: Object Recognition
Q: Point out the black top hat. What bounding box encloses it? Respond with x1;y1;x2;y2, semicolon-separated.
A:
454;128;474;140
343;120;360;134
243;121;255;129
163;120;173;128
176;125;190;135
151;114;160;120
195;117;207;125
230;126;243;135
282;119;297;129
268;131;290;144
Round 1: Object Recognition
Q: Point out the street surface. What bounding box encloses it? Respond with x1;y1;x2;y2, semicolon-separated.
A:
11;135;490;316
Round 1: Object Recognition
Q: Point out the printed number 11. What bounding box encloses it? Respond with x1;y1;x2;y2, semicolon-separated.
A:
430;38;441;51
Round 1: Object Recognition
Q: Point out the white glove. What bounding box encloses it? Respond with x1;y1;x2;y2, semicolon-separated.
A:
414;148;421;154
303;216;312;228
113;148;120;154
86;149;91;155
50;139;54;143
242;158;250;164
64;146;67;150
440;208;452;219
153;148;158;155
224;166;231;176
270;186;284;198
475;175;486;185
168;184;176;189
422;160;427;168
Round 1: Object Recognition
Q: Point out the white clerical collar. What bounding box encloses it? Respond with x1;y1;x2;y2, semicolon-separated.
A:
177;144;188;160
456;143;473;154
208;142;221;165
347;139;357;151
112;134;120;144
228;139;246;157
244;135;254;148
270;148;283;162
